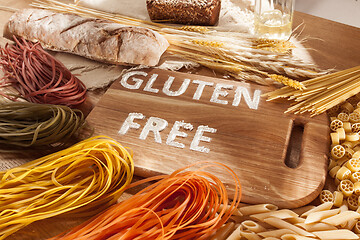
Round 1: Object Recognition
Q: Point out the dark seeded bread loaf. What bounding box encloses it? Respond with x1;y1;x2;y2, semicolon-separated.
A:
146;0;221;26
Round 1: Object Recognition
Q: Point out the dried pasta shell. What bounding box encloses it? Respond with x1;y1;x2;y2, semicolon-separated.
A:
347;194;359;210
330;132;340;146
346;132;360;142
338;112;350;122
329;166;341;179
353;150;360;159
333;191;344;207
336;166;352;180
346;158;360;172
330;117;337;122
343;121;352;133
344;148;354;159
350;112;360;123
319;190;334;204
337;158;350;167
342;141;355;149
339;179;354;197
352;123;360;133
330;119;343;131
354;181;360;195
351;172;360;183
331;145;346;159
354;220;360;234
337;128;346;141
328;158;338;170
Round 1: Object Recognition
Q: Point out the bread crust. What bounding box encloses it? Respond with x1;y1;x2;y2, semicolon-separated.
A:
3;9;169;66
146;0;221;25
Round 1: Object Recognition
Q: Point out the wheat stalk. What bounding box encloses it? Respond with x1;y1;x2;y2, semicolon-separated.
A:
252;38;296;54
30;0;326;88
178;26;210;33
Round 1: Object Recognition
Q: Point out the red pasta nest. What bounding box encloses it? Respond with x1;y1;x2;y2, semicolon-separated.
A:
0;37;86;107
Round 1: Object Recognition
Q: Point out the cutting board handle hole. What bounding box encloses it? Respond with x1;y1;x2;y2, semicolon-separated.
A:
284;124;304;169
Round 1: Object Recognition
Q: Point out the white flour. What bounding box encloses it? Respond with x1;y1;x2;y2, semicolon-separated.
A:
76;0;150;20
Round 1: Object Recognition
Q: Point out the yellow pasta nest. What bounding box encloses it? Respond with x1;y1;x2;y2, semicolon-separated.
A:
0;135;134;239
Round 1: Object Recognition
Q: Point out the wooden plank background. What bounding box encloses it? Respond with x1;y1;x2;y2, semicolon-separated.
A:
0;0;359;239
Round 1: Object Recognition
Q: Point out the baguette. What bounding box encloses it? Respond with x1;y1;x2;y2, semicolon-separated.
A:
3;8;169;66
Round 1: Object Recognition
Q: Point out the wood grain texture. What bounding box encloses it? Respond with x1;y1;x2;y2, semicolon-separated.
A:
293;11;360;71
86;68;330;208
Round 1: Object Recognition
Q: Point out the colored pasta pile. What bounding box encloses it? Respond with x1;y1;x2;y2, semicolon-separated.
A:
0;37;86;107
0;102;85;147
212;202;360;240
322;96;360;211
48;162;242;240
0;136;134;239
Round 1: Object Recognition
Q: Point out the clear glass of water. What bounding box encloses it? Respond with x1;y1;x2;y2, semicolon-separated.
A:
254;0;295;40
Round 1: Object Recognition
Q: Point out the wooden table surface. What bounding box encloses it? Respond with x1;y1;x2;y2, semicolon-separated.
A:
0;0;360;239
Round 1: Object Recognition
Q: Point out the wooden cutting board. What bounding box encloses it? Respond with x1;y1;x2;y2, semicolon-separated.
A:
86;68;330;208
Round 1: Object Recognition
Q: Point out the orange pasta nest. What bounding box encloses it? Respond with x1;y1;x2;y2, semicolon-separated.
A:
50;162;242;240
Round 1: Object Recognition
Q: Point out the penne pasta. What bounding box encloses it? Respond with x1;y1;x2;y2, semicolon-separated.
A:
301;202;333;217
263;238;281;240
345;218;358;230
225;225;241;240
281;234;319;240
251;209;298;221
241;220;266;233
286;217;306;224
321;210;360;226
340;203;349;212
294;222;338;231
240;227;262;240
312;229;359;240
229;215;248;223
258;229;296;238
304;209;340;224
264;217;315;237
239;204;278;216
211;222;236;240
291;205;316;216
